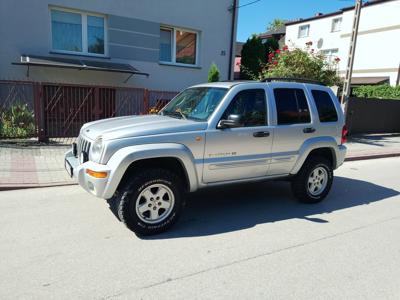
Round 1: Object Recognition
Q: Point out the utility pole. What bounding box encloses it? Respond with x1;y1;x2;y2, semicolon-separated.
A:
341;0;362;114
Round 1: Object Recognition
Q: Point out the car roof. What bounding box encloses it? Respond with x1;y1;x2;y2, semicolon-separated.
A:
191;81;326;89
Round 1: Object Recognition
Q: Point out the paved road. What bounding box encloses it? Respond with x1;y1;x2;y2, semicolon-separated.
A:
1;157;400;299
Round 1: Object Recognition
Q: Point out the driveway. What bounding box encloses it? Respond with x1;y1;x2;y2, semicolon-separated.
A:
1;157;400;299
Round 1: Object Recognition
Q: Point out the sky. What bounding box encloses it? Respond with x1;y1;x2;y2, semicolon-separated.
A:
237;0;355;42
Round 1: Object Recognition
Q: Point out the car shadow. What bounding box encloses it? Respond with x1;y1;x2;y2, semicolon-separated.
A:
143;176;399;239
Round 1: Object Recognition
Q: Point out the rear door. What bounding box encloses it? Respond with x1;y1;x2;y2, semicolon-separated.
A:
268;83;316;175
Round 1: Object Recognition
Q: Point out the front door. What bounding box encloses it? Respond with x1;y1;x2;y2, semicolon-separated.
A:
203;89;273;183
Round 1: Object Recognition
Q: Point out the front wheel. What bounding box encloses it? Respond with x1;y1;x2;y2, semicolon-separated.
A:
291;156;333;203
114;168;184;236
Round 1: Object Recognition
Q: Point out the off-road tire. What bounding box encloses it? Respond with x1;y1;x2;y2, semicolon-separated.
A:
291;156;333;204
113;168;184;236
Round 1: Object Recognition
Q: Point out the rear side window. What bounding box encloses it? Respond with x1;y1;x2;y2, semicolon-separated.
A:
311;90;338;122
273;88;311;125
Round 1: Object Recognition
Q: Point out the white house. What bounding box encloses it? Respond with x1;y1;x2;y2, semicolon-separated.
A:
285;0;400;86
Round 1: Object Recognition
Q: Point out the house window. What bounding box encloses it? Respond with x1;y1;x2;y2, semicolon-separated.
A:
298;24;310;38
159;27;199;66
321;48;339;63
331;17;342;32
50;8;107;56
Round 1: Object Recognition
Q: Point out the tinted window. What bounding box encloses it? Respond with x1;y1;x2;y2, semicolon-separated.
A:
274;88;311;125
311;90;338;122
223;89;267;127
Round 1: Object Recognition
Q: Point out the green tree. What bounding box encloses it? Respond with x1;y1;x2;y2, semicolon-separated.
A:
207;63;220;82
261;45;341;86
264;38;279;55
240;35;266;80
266;19;285;31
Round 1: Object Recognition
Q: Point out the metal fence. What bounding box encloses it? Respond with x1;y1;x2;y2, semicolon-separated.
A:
0;80;178;141
346;97;400;134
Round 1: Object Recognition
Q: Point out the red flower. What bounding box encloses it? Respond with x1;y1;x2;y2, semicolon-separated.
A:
275;49;281;54
282;45;288;51
236;61;241;66
268;52;274;58
272;61;278;65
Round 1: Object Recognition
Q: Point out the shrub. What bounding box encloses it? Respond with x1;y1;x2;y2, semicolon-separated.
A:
263;38;279;55
207;63;220;82
259;44;342;86
240;35;266;80
352;84;400;99
0;104;35;138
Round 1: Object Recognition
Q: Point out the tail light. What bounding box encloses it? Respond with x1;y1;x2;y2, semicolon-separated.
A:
341;125;348;144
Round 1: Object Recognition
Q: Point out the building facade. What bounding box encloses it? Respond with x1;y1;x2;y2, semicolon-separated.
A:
285;0;400;85
0;0;236;91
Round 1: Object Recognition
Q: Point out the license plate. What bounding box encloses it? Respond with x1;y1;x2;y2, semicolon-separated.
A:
65;159;73;178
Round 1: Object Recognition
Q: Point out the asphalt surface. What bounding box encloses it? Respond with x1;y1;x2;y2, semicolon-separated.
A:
1;157;400;299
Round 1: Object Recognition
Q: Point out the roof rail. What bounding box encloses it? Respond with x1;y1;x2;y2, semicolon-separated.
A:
260;77;325;86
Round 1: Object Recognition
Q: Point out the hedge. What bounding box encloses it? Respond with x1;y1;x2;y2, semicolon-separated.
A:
352;84;400;99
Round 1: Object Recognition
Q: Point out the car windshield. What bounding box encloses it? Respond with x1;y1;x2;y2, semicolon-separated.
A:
161;87;228;121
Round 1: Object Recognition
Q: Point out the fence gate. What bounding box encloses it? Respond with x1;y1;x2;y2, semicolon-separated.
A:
39;84;146;139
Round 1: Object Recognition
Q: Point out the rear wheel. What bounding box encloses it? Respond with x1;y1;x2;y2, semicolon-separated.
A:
291;156;333;203
113;168;184;236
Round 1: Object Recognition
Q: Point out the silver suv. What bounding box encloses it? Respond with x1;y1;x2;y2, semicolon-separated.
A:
65;79;347;235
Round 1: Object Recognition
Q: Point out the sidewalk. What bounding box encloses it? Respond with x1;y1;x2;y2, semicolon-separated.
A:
0;140;73;190
346;133;400;160
0;134;399;190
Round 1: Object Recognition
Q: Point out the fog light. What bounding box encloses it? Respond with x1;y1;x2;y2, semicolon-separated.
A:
86;169;108;178
88;181;95;191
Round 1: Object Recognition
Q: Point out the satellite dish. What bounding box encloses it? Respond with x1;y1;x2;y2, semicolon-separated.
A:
317;38;323;49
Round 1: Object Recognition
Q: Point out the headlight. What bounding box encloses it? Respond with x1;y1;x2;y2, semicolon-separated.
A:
90;137;104;162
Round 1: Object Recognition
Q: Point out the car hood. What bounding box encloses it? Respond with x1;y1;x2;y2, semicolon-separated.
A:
80;114;207;140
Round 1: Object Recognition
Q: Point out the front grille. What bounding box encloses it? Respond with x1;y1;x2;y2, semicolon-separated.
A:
77;136;91;160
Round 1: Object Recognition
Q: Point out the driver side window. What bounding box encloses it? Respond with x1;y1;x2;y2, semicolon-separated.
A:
223;89;267;127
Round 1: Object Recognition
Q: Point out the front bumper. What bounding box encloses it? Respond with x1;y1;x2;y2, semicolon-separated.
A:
65;150;111;198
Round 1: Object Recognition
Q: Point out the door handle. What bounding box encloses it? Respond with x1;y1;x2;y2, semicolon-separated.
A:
303;127;316;133
253;131;270;137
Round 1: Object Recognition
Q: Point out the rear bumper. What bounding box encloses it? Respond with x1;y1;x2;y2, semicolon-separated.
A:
65;150;111;198
336;144;347;168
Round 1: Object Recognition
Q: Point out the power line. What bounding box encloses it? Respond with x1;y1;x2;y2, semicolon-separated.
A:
236;0;262;9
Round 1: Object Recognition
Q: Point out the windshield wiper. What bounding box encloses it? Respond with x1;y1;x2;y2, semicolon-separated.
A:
163;110;187;120
175;109;187;120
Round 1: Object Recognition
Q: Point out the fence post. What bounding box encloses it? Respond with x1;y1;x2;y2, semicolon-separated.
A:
143;89;149;114
94;87;100;120
34;83;47;142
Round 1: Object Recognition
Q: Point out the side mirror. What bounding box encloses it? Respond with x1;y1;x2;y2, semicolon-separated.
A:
217;114;243;129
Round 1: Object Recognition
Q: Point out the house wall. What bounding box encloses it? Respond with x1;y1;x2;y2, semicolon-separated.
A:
0;0;234;91
285;0;400;85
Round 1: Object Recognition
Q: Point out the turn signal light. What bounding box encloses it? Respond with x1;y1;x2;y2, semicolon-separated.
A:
86;169;108;178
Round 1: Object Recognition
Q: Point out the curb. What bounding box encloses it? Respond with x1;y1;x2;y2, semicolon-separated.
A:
0;182;77;192
345;152;400;162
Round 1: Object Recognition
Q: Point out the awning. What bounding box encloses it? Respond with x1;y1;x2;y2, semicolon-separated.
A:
351;76;390;85
12;54;149;82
